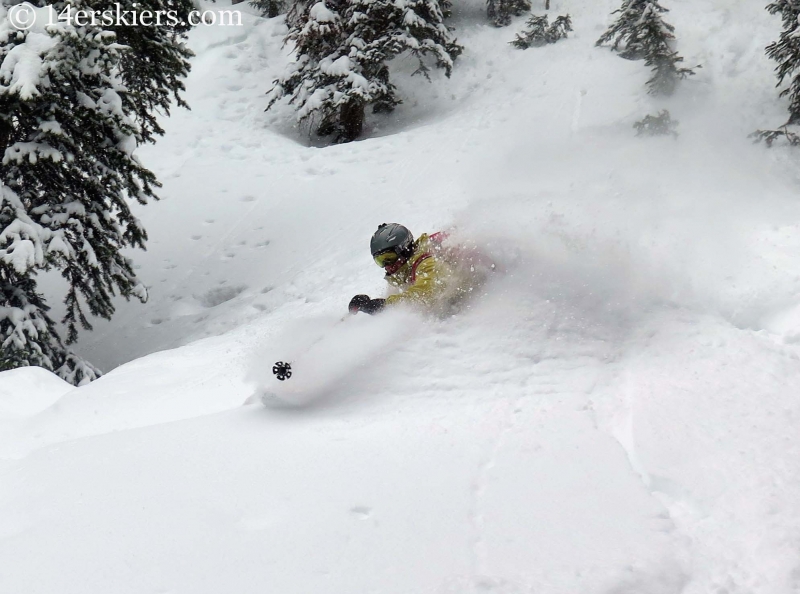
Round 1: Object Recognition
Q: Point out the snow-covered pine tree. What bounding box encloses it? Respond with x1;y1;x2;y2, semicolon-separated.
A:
1;0;154;383
0;185;60;373
487;0;530;28
0;176;101;385
285;0;316;28
102;0;195;142
637;4;695;95
252;0;286;18
268;0;349;136
510;14;571;49
634;109;678;137
596;0;650;58
268;0;462;143
512;14;547;47
765;1;800;126
596;0;695;95
545;14;572;43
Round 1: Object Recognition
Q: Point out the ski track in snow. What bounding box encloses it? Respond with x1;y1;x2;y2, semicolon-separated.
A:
4;0;800;592
594;312;800;594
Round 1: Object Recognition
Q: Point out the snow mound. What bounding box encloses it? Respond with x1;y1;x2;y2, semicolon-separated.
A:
0;367;72;419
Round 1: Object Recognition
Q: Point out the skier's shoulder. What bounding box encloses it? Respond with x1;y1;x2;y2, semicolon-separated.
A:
414;230;449;254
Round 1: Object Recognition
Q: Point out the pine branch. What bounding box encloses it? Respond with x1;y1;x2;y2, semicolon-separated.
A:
750;127;800;147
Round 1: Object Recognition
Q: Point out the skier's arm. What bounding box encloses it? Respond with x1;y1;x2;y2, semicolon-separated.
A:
349;294;386;314
385;256;445;307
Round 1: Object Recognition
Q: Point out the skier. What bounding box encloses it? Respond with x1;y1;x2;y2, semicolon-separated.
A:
348;223;492;315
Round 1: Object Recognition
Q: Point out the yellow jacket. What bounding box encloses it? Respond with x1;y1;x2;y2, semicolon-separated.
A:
384;232;480;311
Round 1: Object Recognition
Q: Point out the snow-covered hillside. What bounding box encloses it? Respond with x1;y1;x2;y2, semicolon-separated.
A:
4;0;800;592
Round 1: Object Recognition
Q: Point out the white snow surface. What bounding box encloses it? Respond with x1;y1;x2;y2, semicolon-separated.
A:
4;0;800;592
0;367;71;419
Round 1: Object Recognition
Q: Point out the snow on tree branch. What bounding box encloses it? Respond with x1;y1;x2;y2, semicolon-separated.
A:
268;0;462;142
0;0;183;384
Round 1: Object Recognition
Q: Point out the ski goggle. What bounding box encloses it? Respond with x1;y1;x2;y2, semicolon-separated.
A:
373;250;400;269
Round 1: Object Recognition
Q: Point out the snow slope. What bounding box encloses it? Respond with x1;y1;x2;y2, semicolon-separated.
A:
4;0;800;592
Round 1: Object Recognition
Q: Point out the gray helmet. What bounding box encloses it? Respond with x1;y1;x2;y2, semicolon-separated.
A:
370;223;414;259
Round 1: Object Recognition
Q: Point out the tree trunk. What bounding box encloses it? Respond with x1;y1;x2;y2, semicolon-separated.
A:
338;99;365;143
0;117;11;161
545;0;550;9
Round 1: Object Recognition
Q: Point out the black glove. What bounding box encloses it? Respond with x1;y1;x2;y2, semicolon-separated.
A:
348;294;386;315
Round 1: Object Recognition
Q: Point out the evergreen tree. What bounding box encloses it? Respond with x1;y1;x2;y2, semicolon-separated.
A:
546;14;572;42
0;179;101;385
251;0;286;18
0;185;61;374
1;0;155;383
634;110;678;137
285;0;315;28
268;0;462;143
596;0;652;59
596;0;696;95
511;13;571;49
98;0;195;143
765;0;800;126
487;0;530;28
512;14;547;48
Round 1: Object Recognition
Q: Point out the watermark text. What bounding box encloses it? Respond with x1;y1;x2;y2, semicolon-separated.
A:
7;2;243;30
